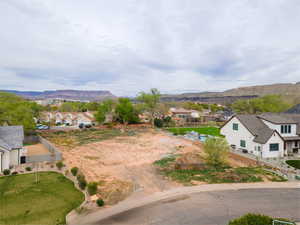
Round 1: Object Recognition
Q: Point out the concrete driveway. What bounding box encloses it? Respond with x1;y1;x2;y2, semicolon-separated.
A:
97;188;300;225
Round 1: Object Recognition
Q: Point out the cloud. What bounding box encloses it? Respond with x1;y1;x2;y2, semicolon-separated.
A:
0;0;299;96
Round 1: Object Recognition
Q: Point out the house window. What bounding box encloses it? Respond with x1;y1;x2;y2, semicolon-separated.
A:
281;125;291;134
270;143;279;151
257;146;261;152
233;123;239;131
295;141;298;147
240;140;246;148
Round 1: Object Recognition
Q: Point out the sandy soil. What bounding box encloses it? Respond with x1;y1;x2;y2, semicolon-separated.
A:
59;130;201;195
26;144;50;156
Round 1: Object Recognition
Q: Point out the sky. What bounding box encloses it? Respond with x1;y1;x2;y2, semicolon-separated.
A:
0;0;300;96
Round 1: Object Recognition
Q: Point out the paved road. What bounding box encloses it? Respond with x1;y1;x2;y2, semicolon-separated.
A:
94;188;300;225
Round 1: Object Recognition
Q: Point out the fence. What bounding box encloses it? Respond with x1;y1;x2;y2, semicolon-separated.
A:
25;136;62;163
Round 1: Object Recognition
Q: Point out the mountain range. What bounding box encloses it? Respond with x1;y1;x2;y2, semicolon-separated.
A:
1;90;116;101
2;82;300;103
161;82;300;104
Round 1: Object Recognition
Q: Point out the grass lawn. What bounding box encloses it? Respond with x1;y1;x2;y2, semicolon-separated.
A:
0;172;84;225
41;128;137;148
166;126;221;136
286;160;300;169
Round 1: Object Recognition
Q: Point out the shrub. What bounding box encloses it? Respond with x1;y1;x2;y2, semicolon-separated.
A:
71;167;79;176
3;169;10;175
96;198;105;207
203;138;230;169
286;160;300;169
228;213;292;225
25;167;32;171
56;161;64;170
77;174;87;190
154;118;163;128
87;182;98;195
12;171;18;175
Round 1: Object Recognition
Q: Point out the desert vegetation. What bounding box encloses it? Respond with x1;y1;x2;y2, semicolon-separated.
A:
154;138;286;185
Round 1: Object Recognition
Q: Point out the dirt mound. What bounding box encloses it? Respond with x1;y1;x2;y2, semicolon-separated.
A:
174;152;206;170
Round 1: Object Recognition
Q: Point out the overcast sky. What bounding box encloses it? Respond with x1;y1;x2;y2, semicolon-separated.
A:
0;0;299;96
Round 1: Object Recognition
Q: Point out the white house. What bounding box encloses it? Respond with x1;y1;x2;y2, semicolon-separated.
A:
40;111;96;127
0;126;25;173
221;113;300;158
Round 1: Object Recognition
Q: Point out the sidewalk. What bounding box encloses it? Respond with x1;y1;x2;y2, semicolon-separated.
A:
67;182;300;225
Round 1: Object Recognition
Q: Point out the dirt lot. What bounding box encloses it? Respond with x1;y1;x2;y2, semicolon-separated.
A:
52;129;200;199
26;144;50;156
46;128;254;204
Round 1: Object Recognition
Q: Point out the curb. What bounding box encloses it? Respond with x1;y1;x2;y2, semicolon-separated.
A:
68;182;300;225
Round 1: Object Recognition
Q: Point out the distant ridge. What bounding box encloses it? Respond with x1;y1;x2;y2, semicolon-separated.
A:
1;90;116;101
161;82;300;104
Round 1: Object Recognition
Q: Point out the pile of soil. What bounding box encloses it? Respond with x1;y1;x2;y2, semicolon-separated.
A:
174;152;206;170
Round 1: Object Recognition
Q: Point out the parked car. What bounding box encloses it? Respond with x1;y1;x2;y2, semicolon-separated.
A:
79;123;92;129
36;124;49;130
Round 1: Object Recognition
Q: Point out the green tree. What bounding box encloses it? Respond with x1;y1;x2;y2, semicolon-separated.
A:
232;95;292;114
203;138;230;168
137;88;160;125
0;92;37;133
95;99;115;124
115;98;139;125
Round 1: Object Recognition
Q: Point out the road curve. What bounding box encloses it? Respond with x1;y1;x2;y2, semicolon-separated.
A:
69;182;300;225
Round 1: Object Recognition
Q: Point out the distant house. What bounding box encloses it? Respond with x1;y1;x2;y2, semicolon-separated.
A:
0;126;25;172
40;111;95;127
221;113;300;158
169;107;221;126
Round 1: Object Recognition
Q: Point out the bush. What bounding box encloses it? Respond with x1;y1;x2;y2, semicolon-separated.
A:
3;169;10;175
77;174;87;190
228;213;292;225
12;171;18;175
286;160;300;169
203;138;230;169
71;167;79;176
96;198;105;207
154;118;163;128
56;161;64;170
87;182;98;195
25;167;32;171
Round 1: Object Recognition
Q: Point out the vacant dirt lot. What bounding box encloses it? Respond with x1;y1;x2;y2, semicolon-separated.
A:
47;128;253;204
56;129;200;196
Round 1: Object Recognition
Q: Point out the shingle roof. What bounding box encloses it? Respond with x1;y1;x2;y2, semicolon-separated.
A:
0;126;24;150
285;104;300;114
236;115;274;144
258;113;296;124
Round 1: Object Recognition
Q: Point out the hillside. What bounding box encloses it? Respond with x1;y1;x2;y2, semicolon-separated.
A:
2;90;116;101
161;82;300;104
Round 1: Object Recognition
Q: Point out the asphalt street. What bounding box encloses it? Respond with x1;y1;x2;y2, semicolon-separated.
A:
96;188;300;225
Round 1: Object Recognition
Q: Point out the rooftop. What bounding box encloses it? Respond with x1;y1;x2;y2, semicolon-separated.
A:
0;126;24;150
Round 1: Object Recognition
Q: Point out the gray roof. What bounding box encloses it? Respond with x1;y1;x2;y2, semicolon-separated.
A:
236;115;274;144
0;126;24;150
258;113;296;124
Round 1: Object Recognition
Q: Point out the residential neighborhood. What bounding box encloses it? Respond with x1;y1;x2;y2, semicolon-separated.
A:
40;111;96;127
1;1;300;225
